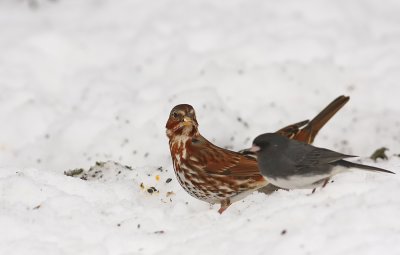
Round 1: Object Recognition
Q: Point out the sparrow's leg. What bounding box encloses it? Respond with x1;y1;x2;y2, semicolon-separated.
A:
218;198;231;214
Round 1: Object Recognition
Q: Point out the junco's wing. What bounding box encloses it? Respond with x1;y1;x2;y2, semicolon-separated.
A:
285;141;356;172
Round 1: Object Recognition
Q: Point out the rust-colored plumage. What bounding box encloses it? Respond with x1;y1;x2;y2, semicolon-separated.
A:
278;95;350;144
166;96;349;213
240;95;350;156
166;104;266;213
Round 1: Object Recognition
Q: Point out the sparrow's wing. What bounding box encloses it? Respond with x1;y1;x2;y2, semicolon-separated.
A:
276;120;310;139
191;136;262;177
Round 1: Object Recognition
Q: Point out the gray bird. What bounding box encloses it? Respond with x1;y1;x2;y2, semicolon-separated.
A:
251;133;394;191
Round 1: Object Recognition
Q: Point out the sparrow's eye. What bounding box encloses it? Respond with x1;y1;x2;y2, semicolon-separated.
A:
172;112;179;119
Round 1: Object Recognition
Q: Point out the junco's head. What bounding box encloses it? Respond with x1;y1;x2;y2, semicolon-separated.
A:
250;133;288;154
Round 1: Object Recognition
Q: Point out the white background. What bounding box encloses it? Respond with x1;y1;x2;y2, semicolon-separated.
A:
0;0;399;254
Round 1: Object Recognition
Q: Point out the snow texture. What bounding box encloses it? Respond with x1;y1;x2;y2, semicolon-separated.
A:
1;0;400;254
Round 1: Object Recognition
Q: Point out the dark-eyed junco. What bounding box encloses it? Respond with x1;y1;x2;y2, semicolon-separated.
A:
251;133;394;191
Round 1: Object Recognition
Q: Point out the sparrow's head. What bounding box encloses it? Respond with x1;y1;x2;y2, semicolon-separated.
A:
166;104;199;138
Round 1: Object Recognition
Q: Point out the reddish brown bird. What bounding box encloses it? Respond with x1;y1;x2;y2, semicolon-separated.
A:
166;96;349;213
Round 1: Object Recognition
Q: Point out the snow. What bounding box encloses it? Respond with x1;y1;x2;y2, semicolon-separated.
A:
1;0;400;254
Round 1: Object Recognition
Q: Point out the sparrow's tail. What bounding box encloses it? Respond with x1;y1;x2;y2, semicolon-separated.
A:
334;160;395;174
240;95;349;157
294;95;350;144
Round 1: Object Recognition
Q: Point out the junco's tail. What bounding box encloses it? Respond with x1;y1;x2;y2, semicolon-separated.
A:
333;160;395;174
294;95;350;143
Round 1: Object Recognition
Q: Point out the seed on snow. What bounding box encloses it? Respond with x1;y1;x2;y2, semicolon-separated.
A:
166;191;175;197
147;187;158;194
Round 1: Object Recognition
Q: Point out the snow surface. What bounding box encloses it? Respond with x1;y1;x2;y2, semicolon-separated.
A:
1;0;400;254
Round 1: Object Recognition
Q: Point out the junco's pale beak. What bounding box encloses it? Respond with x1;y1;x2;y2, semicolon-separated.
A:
250;145;260;152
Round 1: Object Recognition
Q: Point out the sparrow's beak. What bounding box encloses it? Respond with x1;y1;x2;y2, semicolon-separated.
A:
249;145;261;152
182;116;194;126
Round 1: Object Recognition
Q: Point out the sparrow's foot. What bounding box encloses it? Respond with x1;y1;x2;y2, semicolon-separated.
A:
218;199;231;214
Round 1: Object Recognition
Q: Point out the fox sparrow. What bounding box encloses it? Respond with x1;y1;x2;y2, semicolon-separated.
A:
166;96;349;213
